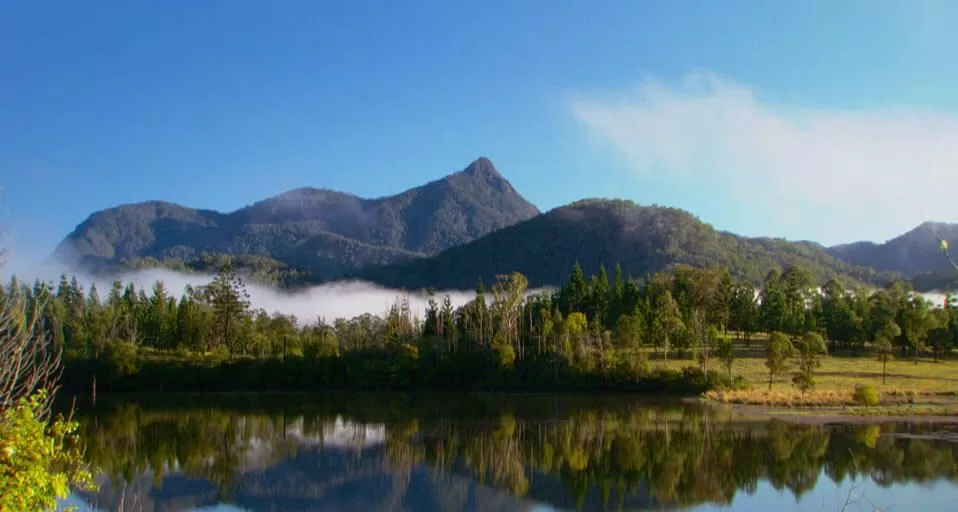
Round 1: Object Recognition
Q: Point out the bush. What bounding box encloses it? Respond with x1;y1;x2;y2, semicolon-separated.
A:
0;390;96;511
853;384;880;407
107;341;141;376
667;366;716;394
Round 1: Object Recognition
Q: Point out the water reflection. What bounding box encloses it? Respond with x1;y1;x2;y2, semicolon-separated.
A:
68;393;958;511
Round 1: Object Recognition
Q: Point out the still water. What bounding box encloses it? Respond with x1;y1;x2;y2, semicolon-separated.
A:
63;393;958;512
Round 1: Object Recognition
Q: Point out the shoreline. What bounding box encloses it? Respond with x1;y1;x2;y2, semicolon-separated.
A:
702;398;958;426
59;389;958;427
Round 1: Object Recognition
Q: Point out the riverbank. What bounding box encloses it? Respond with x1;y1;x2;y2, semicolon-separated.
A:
701;390;958;426
715;402;958;426
59;352;723;395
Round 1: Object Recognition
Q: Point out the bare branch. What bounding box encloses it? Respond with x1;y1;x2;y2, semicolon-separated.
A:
0;236;63;419
923;225;958;272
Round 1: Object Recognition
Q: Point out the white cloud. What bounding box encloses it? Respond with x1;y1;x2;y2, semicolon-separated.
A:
570;72;958;245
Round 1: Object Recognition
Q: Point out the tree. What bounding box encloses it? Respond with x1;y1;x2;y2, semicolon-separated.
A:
779;266;814;334
728;283;758;346
928;325;953;362
0;282;62;415
590;264;610;325
491;272;529;362
422;295;440;339
765;332;794;390
653;290;684;365
0;237;95;508
203;263;251;358
558;262;588;315
759;269;788;334
690;309;713;375
715;337;736;381
874;321;900;385
614;313;638;349
792;332;826;398
901;296;933;364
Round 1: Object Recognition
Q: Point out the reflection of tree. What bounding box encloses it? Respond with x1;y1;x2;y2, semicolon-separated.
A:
74;397;958;511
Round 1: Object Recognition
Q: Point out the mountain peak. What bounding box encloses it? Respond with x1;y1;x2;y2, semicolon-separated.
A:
56;156;541;276
462;157;501;179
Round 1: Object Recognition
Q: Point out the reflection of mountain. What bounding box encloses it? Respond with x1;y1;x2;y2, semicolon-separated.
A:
80;444;539;512
71;394;958;512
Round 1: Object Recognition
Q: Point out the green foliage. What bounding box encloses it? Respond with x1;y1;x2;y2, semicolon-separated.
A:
0;390;95;512
105;341;140;377
765;332;794;390
715;337;736;380
8;255;958;396
792;332;827;396
874;322;898;384
852;384;880;407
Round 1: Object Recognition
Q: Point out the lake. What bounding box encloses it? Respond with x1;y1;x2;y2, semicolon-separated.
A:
62;393;958;512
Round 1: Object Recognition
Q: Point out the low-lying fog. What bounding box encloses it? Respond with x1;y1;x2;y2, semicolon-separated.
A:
0;243;951;323
0;244;554;322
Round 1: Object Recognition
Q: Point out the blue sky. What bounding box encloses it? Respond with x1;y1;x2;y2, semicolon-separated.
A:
2;0;958;256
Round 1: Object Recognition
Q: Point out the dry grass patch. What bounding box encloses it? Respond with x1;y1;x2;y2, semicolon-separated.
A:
706;387;957;408
706;388;856;407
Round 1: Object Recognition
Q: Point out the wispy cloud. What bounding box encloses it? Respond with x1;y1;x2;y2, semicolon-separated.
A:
570;72;958;245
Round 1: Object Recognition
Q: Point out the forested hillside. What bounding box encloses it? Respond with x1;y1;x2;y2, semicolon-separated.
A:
828;221;958;277
362;199;900;290
52;155;958;292
54;157;540;280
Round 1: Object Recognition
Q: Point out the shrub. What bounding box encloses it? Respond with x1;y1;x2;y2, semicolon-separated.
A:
675;366;713;394
853;384;880;407
730;375;750;390
0;390;96;511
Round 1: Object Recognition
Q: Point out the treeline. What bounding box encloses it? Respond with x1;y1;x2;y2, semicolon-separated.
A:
3;261;957;393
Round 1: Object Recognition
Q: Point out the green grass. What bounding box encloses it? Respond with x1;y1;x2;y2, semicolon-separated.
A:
699;355;958;393
632;332;958;409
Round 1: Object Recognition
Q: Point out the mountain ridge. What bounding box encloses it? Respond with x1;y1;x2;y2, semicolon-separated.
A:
359;198;901;289
55;157;541;279
52;156;958;291
827;221;958;277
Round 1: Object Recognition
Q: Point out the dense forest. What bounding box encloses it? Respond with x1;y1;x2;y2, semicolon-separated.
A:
6;258;957;394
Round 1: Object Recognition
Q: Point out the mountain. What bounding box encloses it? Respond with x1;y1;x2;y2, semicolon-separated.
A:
360;199;900;290
827;221;958;278
54;157;540;278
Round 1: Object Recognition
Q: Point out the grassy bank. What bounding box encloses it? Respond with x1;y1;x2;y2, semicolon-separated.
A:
688;351;958;393
668;333;958;414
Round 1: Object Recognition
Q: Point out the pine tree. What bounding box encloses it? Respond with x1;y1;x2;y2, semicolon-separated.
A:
203;263;251;357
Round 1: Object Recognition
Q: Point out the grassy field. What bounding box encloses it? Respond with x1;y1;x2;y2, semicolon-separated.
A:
646;333;958;409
